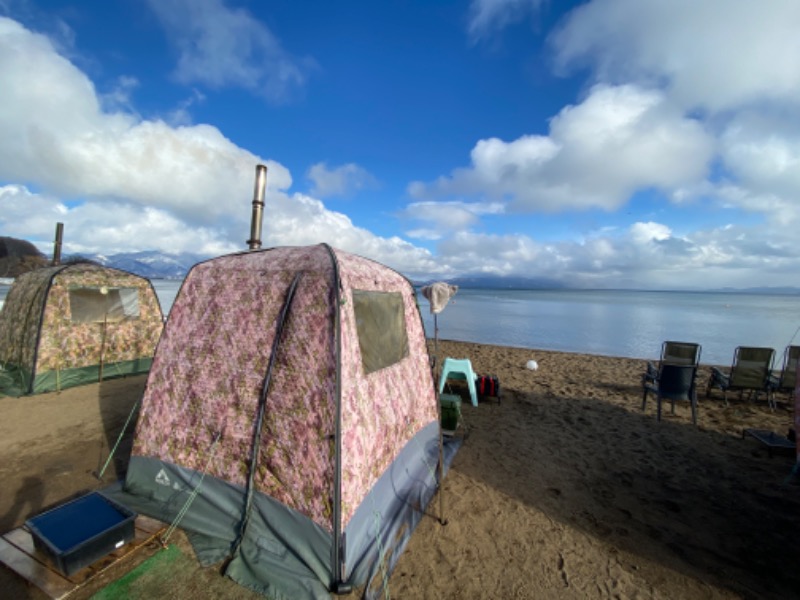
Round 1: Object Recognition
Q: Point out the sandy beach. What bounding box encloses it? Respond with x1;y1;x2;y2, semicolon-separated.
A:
1;339;799;599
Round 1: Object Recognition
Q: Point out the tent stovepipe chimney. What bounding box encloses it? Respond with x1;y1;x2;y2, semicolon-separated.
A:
52;222;64;266
247;164;268;250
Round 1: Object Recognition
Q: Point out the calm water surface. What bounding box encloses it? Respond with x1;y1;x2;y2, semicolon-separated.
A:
2;281;798;366
416;288;800;366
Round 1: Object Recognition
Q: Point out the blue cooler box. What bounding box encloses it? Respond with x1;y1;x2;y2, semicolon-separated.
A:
25;492;137;576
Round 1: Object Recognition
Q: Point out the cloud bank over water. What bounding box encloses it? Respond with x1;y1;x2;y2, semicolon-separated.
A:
2;1;800;290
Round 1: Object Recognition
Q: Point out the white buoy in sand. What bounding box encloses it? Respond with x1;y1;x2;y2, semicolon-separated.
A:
526;359;538;371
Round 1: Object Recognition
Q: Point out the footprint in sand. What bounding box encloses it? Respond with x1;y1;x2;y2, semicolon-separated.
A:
647;525;663;540
615;471;635;488
662;499;681;513
557;552;569;588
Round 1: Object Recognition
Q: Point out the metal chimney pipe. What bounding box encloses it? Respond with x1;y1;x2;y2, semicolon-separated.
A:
53;222;64;265
247;164;268;250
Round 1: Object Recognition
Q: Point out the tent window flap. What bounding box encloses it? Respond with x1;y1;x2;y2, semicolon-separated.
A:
352;290;409;374
69;287;140;323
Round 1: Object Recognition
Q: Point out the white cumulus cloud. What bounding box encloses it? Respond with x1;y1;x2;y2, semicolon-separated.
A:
410;84;714;213
467;0;546;41
146;0;314;102
0;16;438;276
551;0;800;112
401;200;506;240
306;162;378;198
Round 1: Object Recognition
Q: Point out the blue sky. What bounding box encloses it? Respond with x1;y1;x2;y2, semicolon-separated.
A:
2;0;800;289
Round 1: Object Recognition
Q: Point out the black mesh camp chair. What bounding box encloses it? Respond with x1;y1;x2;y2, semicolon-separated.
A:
642;341;701;424
706;346;775;406
767;345;800;410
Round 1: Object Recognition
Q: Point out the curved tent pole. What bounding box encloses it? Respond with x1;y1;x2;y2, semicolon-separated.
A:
323;243;352;593
229;272;302;562
26;265;69;394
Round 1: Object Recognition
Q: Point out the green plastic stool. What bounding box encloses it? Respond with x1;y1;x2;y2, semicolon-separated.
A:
438;357;478;406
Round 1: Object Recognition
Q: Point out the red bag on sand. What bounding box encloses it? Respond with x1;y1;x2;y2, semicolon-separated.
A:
477;375;500;400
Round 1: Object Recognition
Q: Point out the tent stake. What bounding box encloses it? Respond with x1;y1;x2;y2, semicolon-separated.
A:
438;430;447;526
434;314;448;525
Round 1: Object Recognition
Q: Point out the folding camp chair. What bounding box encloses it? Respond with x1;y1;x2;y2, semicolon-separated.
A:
706;346;775;406
642;341;701;424
767;345;800;410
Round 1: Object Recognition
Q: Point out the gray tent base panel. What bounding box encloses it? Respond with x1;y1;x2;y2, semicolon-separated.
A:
345;422;461;598
102;422;461;599
0;358;153;397
104;457;332;599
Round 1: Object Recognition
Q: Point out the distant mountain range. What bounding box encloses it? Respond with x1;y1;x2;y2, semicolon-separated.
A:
710;286;800;295
75;250;209;279
415;275;568;290
25;250;800;295
73;251;573;288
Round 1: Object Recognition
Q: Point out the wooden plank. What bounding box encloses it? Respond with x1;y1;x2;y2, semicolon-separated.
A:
4;528;88;585
0;536;73;599
4;527;37;555
135;515;166;536
0;516;168;599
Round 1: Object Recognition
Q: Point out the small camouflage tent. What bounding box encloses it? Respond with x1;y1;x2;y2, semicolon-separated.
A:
108;244;453;599
0;263;164;395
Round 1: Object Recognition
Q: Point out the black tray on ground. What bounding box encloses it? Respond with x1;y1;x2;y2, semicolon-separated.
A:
743;428;796;457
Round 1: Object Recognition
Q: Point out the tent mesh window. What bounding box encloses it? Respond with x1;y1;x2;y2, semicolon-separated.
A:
68;287;140;323
352;289;409;374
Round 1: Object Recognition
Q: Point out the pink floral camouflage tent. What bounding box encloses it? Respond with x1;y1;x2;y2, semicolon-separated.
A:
107;244;455;599
0;262;163;395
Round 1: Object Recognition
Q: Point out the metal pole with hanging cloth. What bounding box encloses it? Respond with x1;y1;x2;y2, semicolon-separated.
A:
420;282;458;526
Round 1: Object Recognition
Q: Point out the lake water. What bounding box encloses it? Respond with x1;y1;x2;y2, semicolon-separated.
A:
2;280;798;366
415;288;800;366
106;282;800;365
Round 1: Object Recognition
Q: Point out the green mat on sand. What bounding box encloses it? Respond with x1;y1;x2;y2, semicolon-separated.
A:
90;544;180;600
